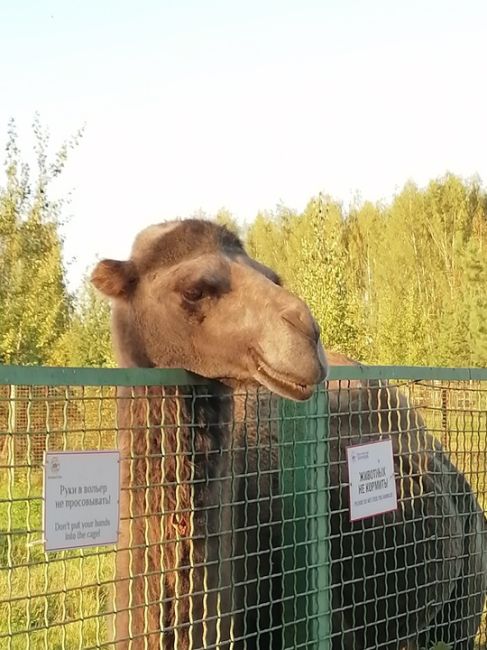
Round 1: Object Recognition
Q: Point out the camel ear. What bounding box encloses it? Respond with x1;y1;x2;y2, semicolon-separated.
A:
91;259;138;298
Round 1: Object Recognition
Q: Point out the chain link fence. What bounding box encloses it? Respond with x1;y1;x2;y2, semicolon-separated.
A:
0;365;486;649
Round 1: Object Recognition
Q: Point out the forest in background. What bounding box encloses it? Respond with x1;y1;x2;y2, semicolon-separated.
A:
1;120;486;370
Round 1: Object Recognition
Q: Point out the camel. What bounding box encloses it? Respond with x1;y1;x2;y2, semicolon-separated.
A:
92;218;487;650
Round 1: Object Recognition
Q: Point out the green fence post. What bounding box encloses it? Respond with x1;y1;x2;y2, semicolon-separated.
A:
279;386;330;649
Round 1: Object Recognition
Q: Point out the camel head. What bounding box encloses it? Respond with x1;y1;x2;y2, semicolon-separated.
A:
91;219;327;400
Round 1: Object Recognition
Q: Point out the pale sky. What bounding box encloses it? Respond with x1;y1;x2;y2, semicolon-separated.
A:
1;0;486;291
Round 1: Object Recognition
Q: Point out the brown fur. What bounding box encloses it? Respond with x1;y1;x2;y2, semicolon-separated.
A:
114;385;236;649
113;385;281;650
92;219;324;649
93;219;486;650
326;379;487;649
130;219;243;274
91;259;138;299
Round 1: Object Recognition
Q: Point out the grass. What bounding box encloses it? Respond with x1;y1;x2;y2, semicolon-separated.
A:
0;473;116;649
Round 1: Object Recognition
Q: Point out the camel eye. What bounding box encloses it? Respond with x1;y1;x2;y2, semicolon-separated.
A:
182;286;205;302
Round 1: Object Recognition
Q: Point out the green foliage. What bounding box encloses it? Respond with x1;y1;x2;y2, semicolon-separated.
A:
49;276;114;367
245;174;487;367
1;117;486;369
0;118;81;365
245;205;302;285
0;118;115;369
289;196;364;357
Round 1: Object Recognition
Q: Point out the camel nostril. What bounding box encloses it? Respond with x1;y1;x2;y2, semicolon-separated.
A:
281;306;317;342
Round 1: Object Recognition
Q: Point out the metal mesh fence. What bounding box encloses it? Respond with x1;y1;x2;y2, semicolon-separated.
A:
0;365;486;649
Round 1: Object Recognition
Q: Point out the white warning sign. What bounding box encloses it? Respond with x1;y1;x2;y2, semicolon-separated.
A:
346;439;398;521
44;451;120;551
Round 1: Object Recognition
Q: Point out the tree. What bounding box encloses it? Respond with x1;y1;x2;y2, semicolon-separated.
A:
291;195;364;358
244;175;487;367
0;118;81;364
245;206;299;284
2;117;486;370
50;277;114;367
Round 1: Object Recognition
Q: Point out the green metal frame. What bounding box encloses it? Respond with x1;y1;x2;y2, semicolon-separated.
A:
279;389;330;649
0;364;486;386
0;365;207;386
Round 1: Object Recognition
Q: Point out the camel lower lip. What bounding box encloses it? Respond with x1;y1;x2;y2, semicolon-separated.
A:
251;353;315;400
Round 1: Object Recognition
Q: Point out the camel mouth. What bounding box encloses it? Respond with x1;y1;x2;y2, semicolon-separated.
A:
250;351;316;401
